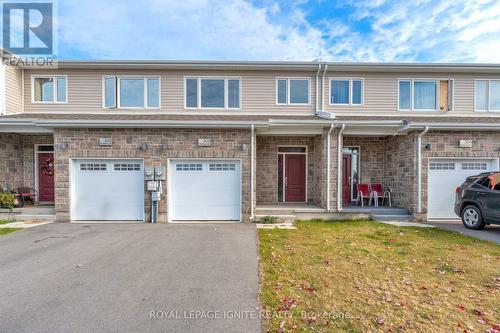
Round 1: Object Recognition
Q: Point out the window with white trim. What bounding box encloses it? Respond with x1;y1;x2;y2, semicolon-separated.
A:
114;163;141;171
176;164;203;171
475;80;500;112
330;78;363;105
399;79;453;111
80;163;107;171
276;78;310;105
103;76;160;109
429;162;455;171
32;76;67;103
461;162;487;171
209;163;236;171
185;77;240;109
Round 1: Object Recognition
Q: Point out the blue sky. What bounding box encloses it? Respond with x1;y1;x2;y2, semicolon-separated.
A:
52;0;500;62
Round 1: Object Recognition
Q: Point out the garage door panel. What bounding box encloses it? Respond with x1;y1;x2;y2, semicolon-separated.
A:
428;159;494;219
169;160;241;221
72;160;144;221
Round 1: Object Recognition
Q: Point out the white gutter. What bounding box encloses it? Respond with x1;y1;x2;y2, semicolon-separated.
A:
326;124;335;211
250;124;255;221
315;64;321;114
417;126;429;214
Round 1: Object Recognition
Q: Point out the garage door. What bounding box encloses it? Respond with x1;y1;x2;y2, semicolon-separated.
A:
428;159;495;219
169;160;241;221
72;159;144;221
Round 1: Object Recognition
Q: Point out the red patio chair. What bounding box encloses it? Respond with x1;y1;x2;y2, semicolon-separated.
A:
16;187;38;207
356;183;372;207
370;183;391;207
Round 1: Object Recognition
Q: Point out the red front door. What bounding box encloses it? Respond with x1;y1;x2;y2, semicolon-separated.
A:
38;152;55;202
342;154;352;205
285;154;306;202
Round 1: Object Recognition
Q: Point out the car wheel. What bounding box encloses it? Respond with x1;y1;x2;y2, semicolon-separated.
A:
461;205;485;230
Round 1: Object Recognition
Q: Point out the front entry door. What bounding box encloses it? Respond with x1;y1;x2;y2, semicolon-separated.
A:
284;154;306;202
342;154;352;205
38;152;55;202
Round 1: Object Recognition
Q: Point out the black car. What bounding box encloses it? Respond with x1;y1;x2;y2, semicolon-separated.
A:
454;172;500;230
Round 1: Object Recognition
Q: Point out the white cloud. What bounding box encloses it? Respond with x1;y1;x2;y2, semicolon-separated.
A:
57;0;500;63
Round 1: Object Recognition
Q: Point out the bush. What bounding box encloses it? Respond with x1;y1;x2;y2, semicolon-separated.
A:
0;192;17;210
259;216;279;224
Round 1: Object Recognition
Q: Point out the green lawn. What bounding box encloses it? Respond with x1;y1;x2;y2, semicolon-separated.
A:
0;220;13;225
0;228;21;236
258;220;500;333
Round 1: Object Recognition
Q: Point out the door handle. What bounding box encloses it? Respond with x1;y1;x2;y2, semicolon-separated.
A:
285;177;288;191
479;192;485;195
348;176;351;186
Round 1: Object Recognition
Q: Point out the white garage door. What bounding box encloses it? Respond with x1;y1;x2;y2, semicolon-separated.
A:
72;159;144;221
169;160;241;221
428;159;495;219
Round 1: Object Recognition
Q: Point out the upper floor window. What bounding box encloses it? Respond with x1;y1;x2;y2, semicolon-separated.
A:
103;76;160;109
32;76;67;103
330;78;363;105
185;77;240;109
398;79;453;111
276;78;310;105
475;80;500;112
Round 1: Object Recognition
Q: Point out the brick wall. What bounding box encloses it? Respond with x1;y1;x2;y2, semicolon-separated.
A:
421;130;500;216
53;128;251;222
256;136;322;205
0;134;23;191
0;134;53;192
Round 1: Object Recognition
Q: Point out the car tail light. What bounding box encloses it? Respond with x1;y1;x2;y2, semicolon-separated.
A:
456;186;461;193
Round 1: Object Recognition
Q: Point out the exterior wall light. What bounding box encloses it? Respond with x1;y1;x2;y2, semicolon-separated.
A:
56;143;69;149
425;143;432;150
139;143;148;151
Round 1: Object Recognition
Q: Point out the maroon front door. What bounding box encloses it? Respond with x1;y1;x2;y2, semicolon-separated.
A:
38;152;55;202
342;154;352;205
285;154;306;202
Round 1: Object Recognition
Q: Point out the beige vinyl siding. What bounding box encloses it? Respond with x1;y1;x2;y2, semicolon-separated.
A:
18;68;500;116
323;72;497;116
23;69;317;115
5;65;23;114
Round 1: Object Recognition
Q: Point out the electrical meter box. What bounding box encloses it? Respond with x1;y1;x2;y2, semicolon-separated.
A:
151;191;161;201
144;168;154;181
147;181;158;191
154;167;166;180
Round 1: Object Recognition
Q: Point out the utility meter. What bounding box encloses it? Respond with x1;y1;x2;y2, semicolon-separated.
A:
154;167;166;180
144;168;154;181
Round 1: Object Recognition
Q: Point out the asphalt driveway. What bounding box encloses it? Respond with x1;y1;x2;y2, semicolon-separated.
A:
0;223;261;333
429;220;500;244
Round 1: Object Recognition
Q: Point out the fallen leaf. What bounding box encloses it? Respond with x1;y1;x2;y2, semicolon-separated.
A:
472;309;485;316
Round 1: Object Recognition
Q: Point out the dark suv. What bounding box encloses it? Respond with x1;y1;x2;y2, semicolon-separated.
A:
455;172;500;230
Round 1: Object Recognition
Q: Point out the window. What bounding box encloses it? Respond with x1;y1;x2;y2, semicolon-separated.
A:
103;76;160;109
475;80;500;111
461;162;487;171
429;162;455;171
185;77;241;109
37;145;54;152
278;147;306;153
176;164;203;171
276;78;310;105
80;163;107;171
114;163;141;171
330;78;363;105
209;163;236;171
32;76;67;103
399;79;453;111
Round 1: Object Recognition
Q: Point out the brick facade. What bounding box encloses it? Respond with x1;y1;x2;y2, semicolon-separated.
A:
0;133;53;192
53;128;251;222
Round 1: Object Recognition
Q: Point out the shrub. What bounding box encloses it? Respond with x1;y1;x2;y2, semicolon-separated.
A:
259;216;279;224
0;192;17;210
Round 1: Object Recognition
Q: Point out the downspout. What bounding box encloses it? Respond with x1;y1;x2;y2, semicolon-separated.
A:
315;64;321;114
417;126;429;214
326;124;335;211
336;124;346;212
321;64;328;111
250;124;255;221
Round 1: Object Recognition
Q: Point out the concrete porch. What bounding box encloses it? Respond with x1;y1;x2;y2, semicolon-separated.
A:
0;205;55;223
